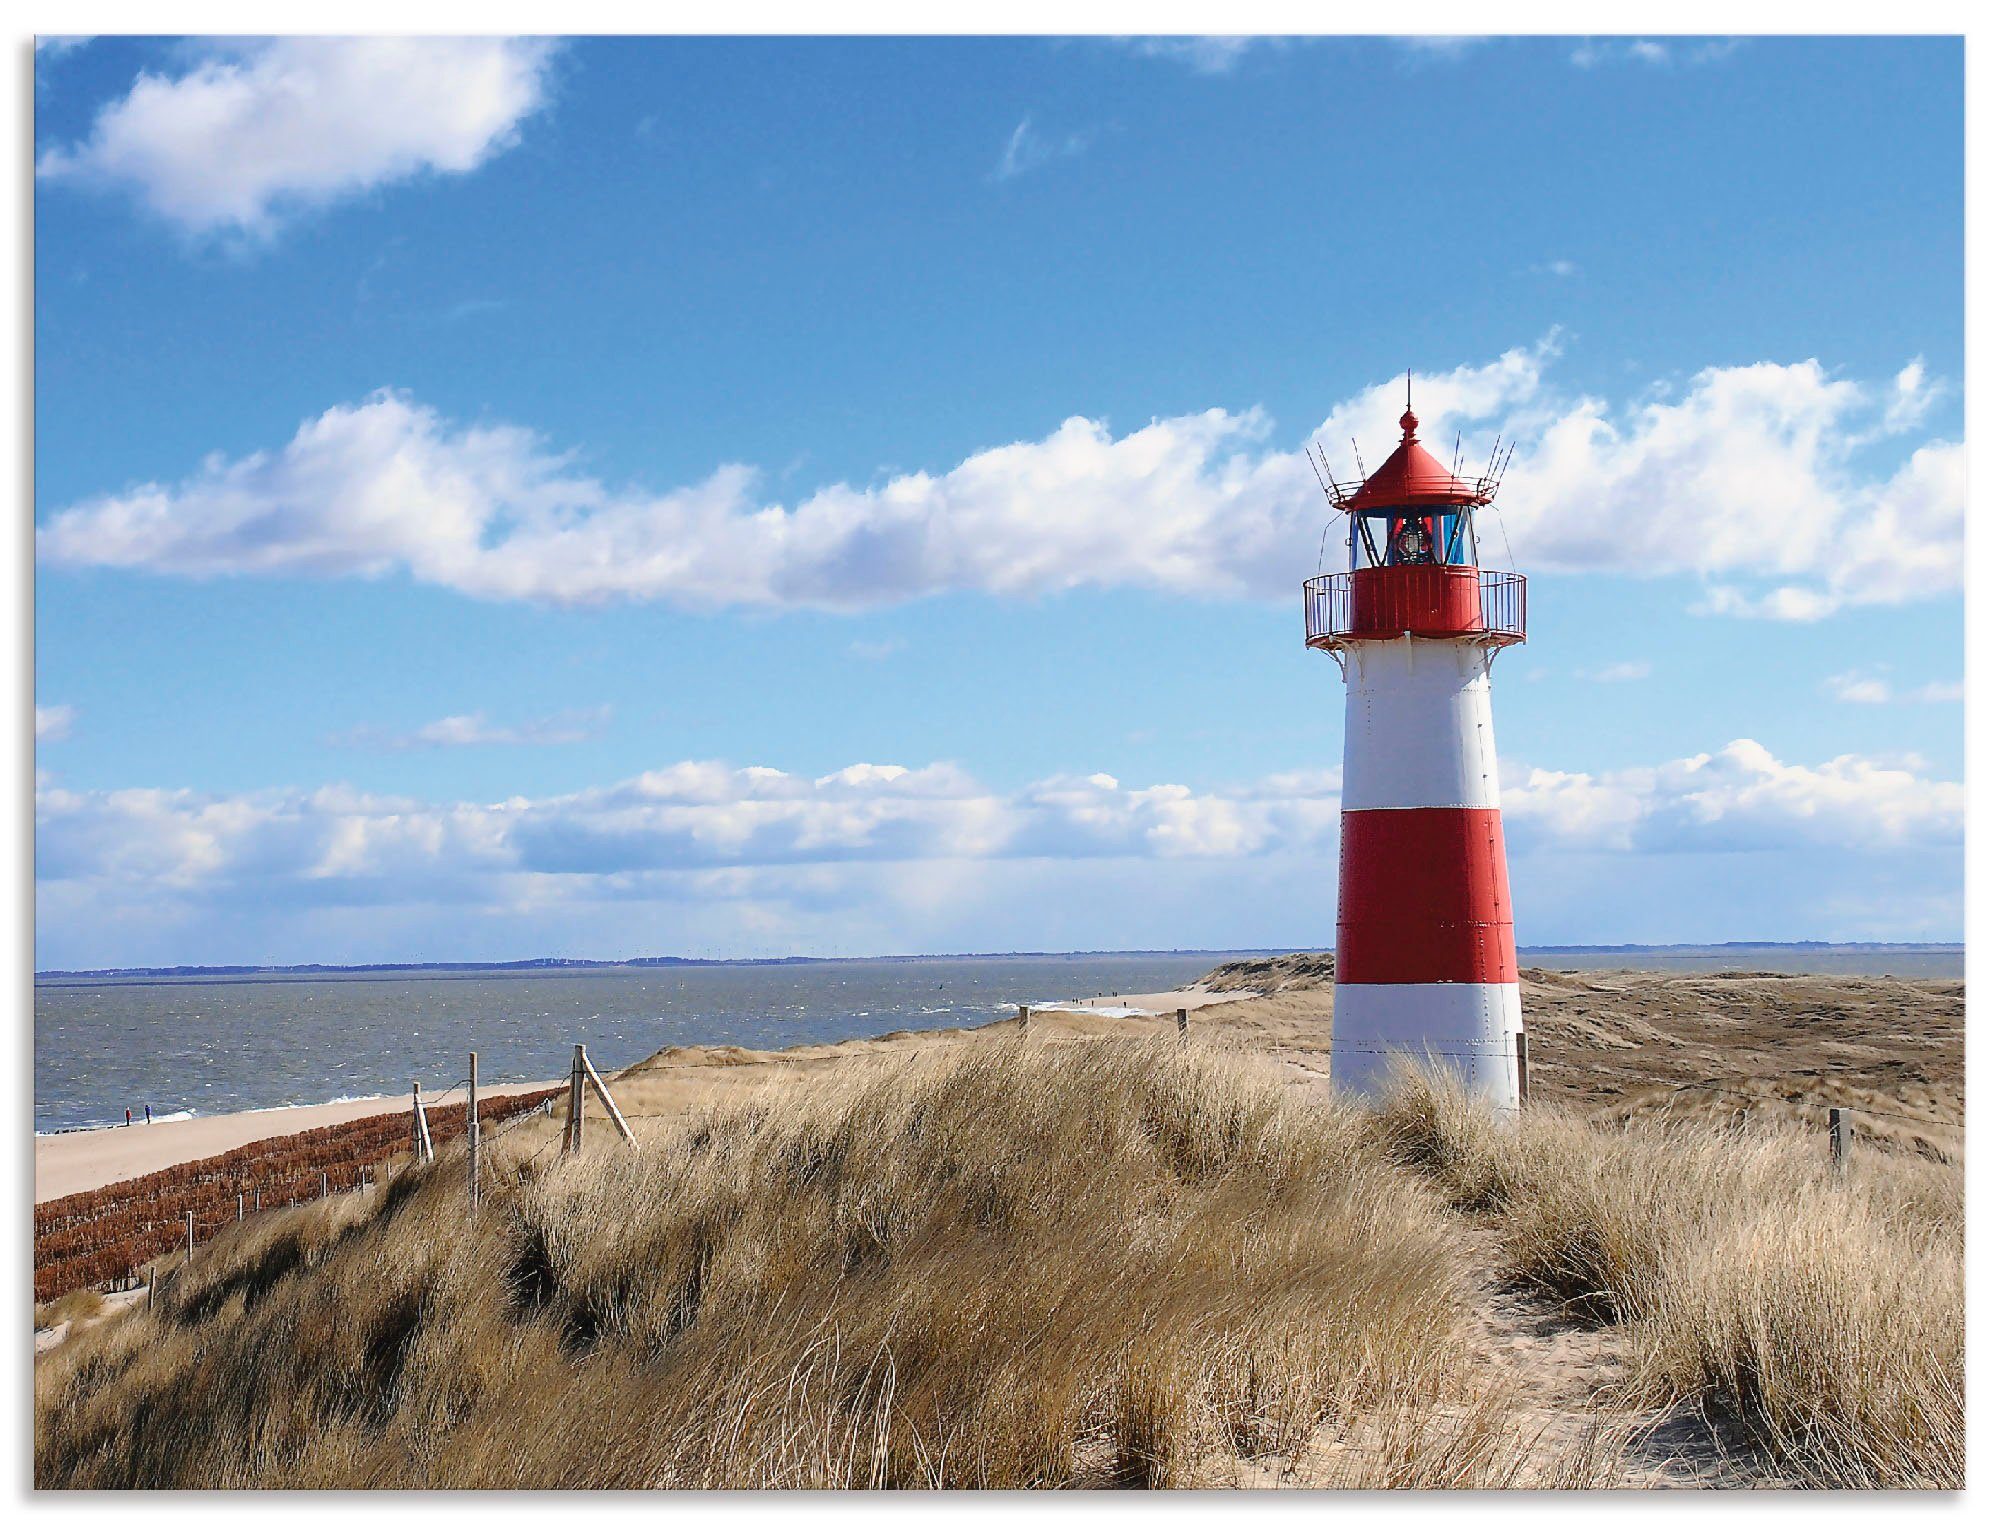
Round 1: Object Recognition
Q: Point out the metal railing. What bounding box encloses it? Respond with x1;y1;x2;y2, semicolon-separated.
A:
1304;569;1527;649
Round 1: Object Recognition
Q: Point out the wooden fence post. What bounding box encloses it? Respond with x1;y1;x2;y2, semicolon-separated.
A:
566;1043;586;1155
1515;1031;1530;1106
184;1211;195;1266
413;1081;435;1163
468;1052;480;1213
320;1170;329;1199
580;1045;638;1150
1829;1106;1853;1178
1018;1004;1030;1028
148;1265;157;1306
237;1193;244;1222
1176;1008;1189;1042
254;1185;262;1212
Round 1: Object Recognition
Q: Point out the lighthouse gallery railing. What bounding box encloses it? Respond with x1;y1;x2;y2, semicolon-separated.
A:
1304;569;1527;649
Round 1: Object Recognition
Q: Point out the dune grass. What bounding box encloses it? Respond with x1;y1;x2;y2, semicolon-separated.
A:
1373;1062;1964;1488
38;1037;1542;1489
34;1288;105;1333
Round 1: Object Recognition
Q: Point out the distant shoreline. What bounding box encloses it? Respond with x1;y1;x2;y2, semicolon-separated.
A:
32;941;1966;983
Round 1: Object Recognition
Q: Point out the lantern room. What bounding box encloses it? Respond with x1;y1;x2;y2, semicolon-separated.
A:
1341;408;1489;572
1304;399;1526;654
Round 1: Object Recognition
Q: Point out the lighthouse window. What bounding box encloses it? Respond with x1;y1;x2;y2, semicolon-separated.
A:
1437;512;1472;565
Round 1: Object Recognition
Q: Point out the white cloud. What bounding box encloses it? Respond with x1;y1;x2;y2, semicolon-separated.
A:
1823;669;1892;704
1501;740;1962;854
35;739;1960;962
1883;359;1945;433
36;705;76;741
994;115;1091;180
1823;668;1964;705
1394;37;1488;60
1586;661;1650;683
333;706;611;751
1117;37;1264;75
1572;39;1740;69
37;348;1960;621
35;741;1958;918
36;38;558;237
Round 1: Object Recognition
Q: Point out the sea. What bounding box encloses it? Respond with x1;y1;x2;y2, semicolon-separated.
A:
32;953;1222;1134
33;945;1962;1135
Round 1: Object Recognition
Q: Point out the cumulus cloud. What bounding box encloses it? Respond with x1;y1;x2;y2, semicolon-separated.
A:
333;706;612;751
1501;740;1962;854
36;347;1961;620
36;38;558;237
36;704;76;741
35;741;1959;925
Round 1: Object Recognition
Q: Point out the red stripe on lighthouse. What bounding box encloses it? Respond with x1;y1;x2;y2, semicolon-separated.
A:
1335;807;1517;985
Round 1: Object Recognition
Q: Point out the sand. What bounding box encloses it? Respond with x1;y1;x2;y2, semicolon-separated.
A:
1030;987;1257;1017
35;1081;554;1204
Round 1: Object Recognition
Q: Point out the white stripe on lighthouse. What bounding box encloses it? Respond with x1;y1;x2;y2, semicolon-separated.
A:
1331;983;1523;1106
1340;639;1499;811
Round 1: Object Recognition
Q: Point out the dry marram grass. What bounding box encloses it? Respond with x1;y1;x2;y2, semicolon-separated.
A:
38;1038;1561;1488
36;1036;1959;1488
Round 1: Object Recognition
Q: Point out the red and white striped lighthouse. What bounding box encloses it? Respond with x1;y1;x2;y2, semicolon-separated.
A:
1305;395;1527;1108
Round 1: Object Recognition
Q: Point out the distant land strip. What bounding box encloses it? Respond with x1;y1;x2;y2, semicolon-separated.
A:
33;942;1965;983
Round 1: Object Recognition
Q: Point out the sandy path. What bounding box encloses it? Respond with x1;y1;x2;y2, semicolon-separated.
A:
1032;988;1259;1016
35;1081;553;1204
1459;1223;1786;1488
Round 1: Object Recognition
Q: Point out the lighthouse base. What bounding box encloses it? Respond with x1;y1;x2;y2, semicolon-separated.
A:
1331;982;1522;1109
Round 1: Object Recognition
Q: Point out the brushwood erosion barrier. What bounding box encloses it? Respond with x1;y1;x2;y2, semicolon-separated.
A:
34;1081;560;1302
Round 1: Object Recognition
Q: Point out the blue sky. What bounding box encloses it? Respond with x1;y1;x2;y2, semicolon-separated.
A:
32;35;1965;967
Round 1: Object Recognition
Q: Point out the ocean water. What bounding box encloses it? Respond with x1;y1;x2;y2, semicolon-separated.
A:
34;945;1963;1133
32;954;1224;1133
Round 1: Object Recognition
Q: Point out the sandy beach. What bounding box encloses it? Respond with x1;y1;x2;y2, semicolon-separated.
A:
35;1080;554;1204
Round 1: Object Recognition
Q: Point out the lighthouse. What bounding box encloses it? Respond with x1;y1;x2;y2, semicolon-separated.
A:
1305;394;1528;1108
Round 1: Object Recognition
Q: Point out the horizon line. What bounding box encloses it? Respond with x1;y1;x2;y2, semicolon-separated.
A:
33;940;1968;981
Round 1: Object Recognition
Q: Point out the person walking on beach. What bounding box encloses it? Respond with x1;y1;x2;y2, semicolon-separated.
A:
125;1107;131;1127
144;1104;151;1124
